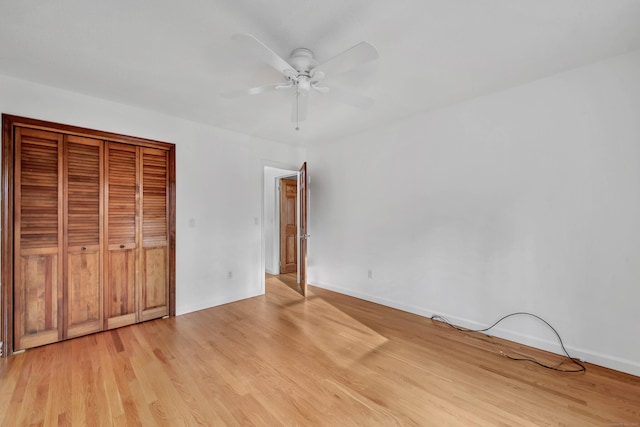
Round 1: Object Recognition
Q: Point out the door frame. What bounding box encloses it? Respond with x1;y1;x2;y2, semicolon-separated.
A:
1;114;176;357
261;163;301;291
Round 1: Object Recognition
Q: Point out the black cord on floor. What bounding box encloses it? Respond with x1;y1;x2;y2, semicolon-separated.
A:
431;312;586;373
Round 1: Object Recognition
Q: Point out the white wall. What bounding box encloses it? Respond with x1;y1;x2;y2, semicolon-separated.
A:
0;75;302;316
307;50;640;376
264;166;298;274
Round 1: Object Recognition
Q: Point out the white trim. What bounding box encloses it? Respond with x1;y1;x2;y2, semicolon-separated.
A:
176;291;264;316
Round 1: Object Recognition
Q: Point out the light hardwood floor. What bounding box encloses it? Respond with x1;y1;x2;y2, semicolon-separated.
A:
1;275;639;426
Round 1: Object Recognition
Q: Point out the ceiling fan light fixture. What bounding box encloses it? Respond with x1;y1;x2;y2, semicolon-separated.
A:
296;76;311;93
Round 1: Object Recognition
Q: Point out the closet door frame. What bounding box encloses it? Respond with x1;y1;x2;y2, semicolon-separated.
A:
1;114;176;357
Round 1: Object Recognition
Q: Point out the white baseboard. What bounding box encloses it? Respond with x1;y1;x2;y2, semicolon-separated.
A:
312;281;640;377
176;290;264;316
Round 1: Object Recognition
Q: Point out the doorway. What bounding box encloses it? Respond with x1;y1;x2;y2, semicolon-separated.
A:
262;164;308;296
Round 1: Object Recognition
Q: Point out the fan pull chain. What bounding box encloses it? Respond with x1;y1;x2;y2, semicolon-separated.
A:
295;89;300;131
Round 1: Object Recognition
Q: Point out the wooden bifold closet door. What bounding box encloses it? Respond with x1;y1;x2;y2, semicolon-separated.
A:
105;143;138;330
6;116;175;353
64;135;103;339
13;128;64;350
140;147;170;322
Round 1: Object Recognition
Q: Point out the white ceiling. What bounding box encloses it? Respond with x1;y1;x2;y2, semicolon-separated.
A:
1;1;640;146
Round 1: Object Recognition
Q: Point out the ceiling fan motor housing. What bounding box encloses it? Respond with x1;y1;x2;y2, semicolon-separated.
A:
289;48;317;74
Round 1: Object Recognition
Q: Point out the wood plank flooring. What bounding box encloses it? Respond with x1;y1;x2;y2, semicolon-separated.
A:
1;274;639;426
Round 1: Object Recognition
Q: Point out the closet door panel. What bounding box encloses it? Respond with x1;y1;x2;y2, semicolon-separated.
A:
105;143;139;329
66;249;101;337
14;128;63;350
105;249;136;328
141;246;168;320
140;148;169;321
65;136;103;338
17;251;60;349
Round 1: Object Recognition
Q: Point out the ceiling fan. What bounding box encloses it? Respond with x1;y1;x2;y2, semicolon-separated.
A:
222;33;379;129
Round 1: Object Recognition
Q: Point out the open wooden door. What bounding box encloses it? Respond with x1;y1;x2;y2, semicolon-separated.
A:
299;162;308;296
279;178;298;274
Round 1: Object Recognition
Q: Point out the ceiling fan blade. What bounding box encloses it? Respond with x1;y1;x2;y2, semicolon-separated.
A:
325;86;374;109
312;41;379;77
291;93;308;123
311;82;329;94
232;33;297;77
220;82;289;99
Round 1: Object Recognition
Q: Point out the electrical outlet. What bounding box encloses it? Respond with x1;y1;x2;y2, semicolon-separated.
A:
227;270;233;279
368;270;373;279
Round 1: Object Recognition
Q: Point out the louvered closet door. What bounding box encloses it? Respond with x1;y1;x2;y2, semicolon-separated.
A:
64;136;103;338
105;143;139;329
14;128;63;351
140;148;170;321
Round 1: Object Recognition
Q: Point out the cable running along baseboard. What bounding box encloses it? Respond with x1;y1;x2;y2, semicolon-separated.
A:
431;312;586;373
